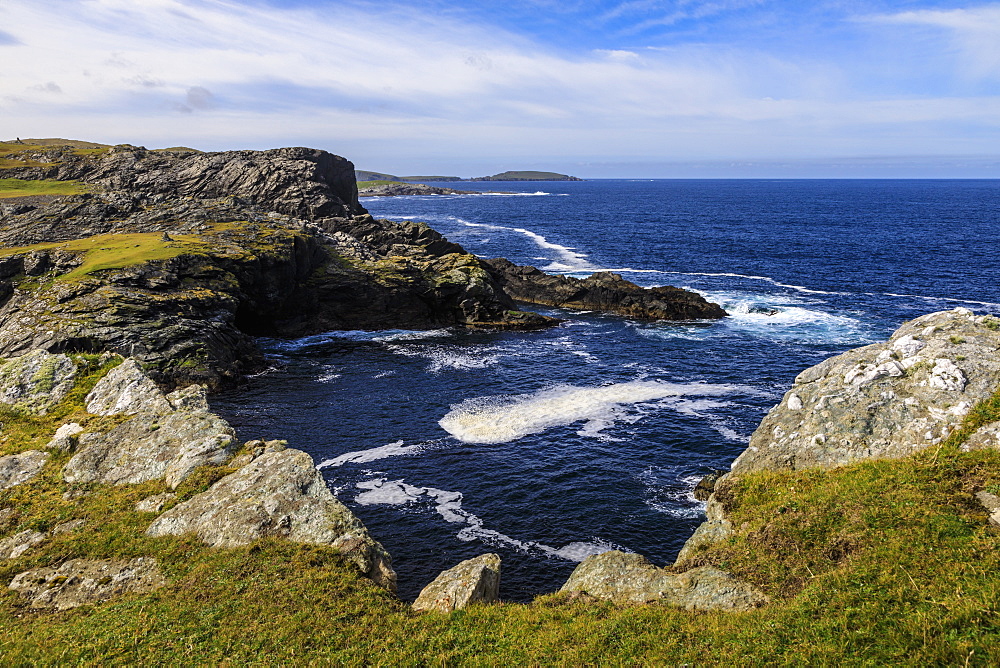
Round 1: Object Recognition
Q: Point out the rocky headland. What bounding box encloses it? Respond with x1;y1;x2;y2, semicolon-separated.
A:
357;182;482;197
1;139;997;662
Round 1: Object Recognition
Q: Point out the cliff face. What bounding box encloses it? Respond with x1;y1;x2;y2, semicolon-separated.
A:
0;145;553;389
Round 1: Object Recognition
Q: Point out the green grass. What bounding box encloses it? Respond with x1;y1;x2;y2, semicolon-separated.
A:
356;180;403;188
0;374;996;662
0;178;90;199
0;232;216;282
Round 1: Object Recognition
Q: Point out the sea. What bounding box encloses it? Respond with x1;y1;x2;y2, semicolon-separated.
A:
211;179;1000;602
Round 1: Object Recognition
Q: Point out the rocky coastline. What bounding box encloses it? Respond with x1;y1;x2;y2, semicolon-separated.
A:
2;140;999;661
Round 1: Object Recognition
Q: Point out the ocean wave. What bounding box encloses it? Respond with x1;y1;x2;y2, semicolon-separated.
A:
438;380;750;444
263;328;453;351
879;293;1000;309
637;468;707;519
453;218;597;272
353;478;621;561
607;269;846;296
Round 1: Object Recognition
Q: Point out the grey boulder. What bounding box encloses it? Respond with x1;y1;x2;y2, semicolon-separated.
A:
412;553;501;613
0;450;50;490
84;359;173;416
0;350;76;414
63;410;235;488
8;557;167;610
145;448;396;591
560;551;767;611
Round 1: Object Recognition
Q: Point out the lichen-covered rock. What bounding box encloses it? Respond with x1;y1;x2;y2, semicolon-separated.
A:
8;557;167;610
560;551;766;611
674;496;733;566
63;410;235;488
0;530;45;559
412;553;501;613
0;350;76;414
731;309;1000;473
964;421;1000;451
45;422;84;451
85;359;172;416
145;448;395;590
0;450;50;490
165;384;209;412
135;492;177;513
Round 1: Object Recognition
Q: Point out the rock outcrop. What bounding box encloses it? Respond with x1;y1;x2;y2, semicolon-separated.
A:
358;182;478;197
731;308;1000;473
560;551;767;611
0;450;50;490
483;258;726;321
0;144;556;389
145;448;396;591
8;557;167;610
412;553;501;613
0;350;76;414
675;308;1000;567
0;529;45;559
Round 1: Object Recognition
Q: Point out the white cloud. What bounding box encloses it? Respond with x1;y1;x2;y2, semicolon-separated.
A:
0;0;997;171
869;5;1000;79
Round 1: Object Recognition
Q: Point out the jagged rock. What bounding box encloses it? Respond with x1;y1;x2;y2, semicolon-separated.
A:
731;309;1000;474
483;257;727;321
63;410;235;488
85;359;172;416
693;470;725;501
560;551;767;611
0;350;76;414
135;492;177;513
0;530;45;559
0;450;50;490
976;491;1000;526
45;422;84;451
412;553;501;613
8;557;167;610
674;496;734;566
358;183;478;197
166;384;209;412
145;448;396;590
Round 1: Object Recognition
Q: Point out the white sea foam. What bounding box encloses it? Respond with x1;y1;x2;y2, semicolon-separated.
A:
880;293;1000;309
439;381;746;444
454;218;597;272
607;269;846;296
353;478;621;562
267;328;453;351
638;468;707;518
386;343;508;372
317;441;425;469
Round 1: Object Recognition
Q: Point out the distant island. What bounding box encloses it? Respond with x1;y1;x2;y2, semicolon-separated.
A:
471;171;582;182
354;169;582;183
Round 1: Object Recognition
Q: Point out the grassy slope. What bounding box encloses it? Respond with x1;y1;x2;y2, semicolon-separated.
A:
0;178;90;199
0;367;995;662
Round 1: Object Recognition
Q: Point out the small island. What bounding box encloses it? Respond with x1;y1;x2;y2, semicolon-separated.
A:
471;171;582;182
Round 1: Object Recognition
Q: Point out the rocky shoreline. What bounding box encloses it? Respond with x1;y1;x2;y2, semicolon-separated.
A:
3;139;998;630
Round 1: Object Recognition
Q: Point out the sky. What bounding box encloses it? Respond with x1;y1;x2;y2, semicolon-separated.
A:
2;0;1000;177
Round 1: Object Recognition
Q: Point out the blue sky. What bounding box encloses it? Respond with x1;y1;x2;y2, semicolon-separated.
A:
2;0;999;176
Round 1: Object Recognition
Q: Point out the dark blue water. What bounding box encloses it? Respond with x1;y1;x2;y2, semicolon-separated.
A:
212;180;1000;602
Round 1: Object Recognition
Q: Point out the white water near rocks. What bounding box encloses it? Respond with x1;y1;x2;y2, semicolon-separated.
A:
212;179;1000;602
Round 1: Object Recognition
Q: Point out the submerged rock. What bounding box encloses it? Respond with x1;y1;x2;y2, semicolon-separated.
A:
0;350;76;414
412;553;501;613
0;450;50;490
560;551;766;611
145;448;396;591
8;557;167;610
482;257;726;321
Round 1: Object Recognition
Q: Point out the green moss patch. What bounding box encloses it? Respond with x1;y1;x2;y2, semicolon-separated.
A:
0;178;90;199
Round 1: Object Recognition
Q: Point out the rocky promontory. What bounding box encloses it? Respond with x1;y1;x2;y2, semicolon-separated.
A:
357;182;480;197
483;257;727;321
0;142;556;389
